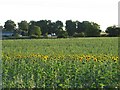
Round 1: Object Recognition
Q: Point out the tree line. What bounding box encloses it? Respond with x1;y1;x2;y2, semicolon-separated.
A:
2;20;120;38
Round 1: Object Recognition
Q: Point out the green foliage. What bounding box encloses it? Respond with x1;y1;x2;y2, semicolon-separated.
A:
82;21;101;37
18;20;29;32
34;20;64;36
57;30;68;38
2;20;120;38
76;21;85;33
4;20;16;31
106;26;120;37
73;32;85;37
28;25;41;37
2;38;119;88
65;20;76;36
2;56;119;88
55;20;64;35
36;20;48;35
13;33;20;38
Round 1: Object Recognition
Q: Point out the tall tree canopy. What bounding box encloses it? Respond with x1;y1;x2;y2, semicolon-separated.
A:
4;20;16;31
55;20;64;35
3;19;116;37
47;20;64;35
18;20;29;31
81;21;101;37
65;20;76;36
28;25;41;37
36;20;48;35
105;26;120;37
76;21;85;33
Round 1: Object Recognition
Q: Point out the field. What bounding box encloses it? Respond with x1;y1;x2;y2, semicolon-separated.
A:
2;37;119;88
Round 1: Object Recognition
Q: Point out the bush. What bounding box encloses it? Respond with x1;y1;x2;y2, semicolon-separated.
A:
30;35;40;39
13;33;20;38
73;32;85;37
57;30;68;38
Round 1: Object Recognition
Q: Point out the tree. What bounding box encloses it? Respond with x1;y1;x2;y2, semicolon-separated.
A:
48;22;56;34
76;21;85;33
18;20;29;31
36;20;48;35
29;20;36;26
65;20;76;36
106;25;120;37
4;20;16;31
18;20;29;36
82;21;101;37
57;29;68;38
47;20;64;35
28;25;41;37
55;20;64;35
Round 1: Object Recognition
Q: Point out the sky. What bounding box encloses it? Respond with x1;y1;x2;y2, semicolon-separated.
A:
0;0;119;31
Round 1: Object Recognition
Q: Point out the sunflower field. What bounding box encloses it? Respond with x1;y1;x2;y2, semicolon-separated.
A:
2;37;120;88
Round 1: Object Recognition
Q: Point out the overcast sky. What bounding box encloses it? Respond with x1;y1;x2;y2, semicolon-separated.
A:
0;0;119;31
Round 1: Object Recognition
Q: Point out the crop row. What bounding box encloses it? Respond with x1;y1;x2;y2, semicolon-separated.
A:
2;53;119;88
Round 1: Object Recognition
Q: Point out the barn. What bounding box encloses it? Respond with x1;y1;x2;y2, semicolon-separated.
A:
2;32;14;37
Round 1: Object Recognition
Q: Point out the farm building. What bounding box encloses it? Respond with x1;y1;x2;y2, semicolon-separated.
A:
2;32;14;37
